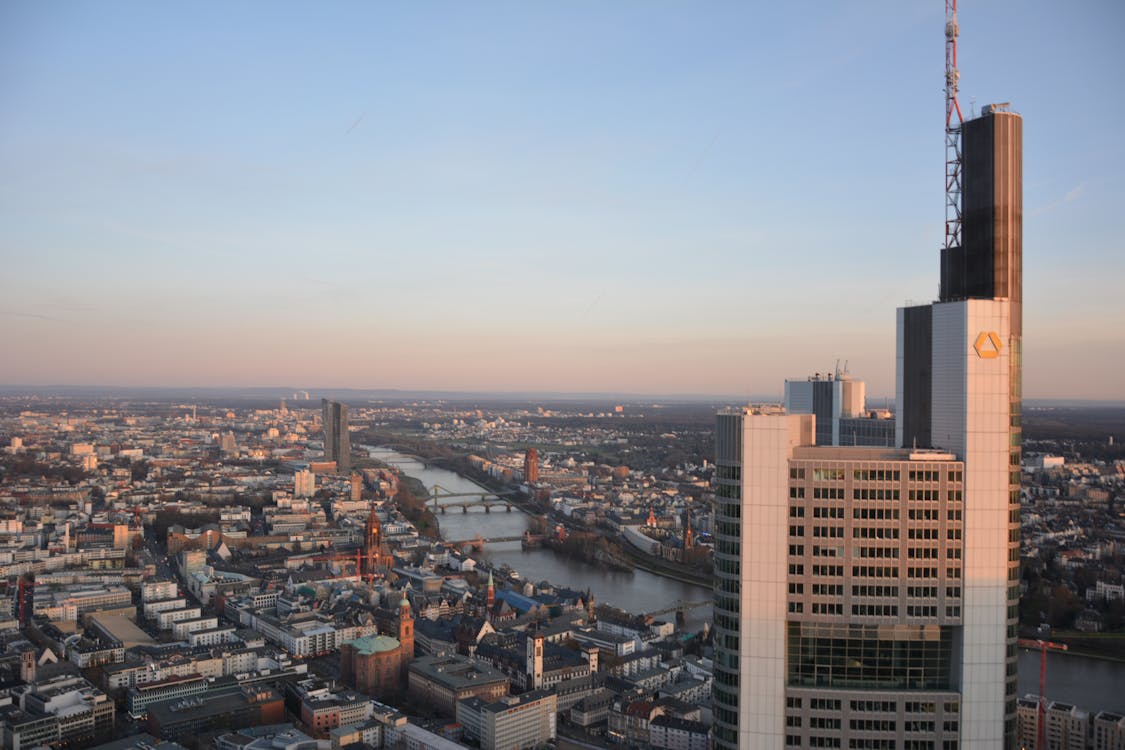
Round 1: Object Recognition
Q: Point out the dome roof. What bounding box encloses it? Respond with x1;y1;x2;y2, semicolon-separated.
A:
347;634;400;655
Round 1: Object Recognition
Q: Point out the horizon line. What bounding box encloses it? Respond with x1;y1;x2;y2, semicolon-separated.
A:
0;383;1123;408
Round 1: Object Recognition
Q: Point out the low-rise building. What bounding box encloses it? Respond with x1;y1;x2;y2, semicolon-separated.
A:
456;690;556;750
407;654;509;717
0;675;115;750
1093;710;1125;750
299;689;372;737
649;715;709;750
146;686;284;744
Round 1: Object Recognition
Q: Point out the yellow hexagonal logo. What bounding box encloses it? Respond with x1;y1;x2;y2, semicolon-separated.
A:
973;331;1002;359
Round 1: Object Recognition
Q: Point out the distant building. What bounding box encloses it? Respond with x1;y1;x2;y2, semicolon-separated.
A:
524;448;539;484
784;370;894;447
294;469;316;498
321;399;350;473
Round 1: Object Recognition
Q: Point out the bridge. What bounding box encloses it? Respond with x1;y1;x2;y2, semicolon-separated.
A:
446;535;528;550
445;531;546;551
643;600;712;618
429;484;518;512
436;500;513;513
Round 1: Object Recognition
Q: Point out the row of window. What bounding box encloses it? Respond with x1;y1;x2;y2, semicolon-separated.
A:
852;604;899;616
793;487;966;503
855;507;898;520
787;468;964;483
785;699;959;714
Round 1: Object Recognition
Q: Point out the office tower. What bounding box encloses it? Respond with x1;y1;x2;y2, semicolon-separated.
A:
898;103;1022;746
713;103;1022;750
294;469;316;498
321;398;351;472
524;448;540;484
715;409;969;748
785;370;894;447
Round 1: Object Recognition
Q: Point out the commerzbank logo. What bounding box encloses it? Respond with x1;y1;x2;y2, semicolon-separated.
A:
973;331;1003;359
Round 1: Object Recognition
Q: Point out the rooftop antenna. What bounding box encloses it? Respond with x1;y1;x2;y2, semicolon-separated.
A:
945;0;964;250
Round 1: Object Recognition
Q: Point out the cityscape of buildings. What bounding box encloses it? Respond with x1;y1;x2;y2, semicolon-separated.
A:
3;4;1125;750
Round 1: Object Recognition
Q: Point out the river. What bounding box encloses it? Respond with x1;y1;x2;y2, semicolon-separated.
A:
1017;649;1125;715
365;446;712;631
366;446;1125;713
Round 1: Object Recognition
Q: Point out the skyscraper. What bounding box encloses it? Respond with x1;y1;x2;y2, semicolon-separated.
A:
321;398;351;473
784;370;895;447
524;448;540;484
713;103;1021;750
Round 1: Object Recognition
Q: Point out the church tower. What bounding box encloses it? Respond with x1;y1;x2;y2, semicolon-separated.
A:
363;501;386;579
397;590;414;676
525;629;544;690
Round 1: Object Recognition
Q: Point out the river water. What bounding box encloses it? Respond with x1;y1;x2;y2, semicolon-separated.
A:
365;446;712;631
1017;649;1125;714
367;446;1125;713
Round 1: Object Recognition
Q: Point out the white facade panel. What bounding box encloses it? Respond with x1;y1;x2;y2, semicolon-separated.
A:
931;299;1011;749
738;412;813;749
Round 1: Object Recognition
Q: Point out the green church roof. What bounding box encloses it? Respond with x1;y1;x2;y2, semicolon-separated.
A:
346;634;400;655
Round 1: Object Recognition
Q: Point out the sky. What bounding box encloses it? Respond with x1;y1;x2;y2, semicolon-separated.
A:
2;1;1123;400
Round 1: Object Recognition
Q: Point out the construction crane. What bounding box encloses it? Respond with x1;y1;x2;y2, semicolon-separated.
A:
1018;638;1068;750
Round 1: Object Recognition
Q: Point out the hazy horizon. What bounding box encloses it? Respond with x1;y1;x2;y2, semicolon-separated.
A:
3;1;1123;399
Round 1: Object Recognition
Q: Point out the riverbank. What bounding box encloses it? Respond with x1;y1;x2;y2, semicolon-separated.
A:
619;543;712;588
364;440;711;592
1022;631;1125;664
361;453;441;538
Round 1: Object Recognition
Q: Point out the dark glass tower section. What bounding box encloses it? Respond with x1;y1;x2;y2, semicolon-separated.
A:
940;107;1023;334
321;398;351;473
904;107;1023;457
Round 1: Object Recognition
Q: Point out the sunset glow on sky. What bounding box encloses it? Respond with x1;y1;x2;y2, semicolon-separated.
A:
2;1;1123;399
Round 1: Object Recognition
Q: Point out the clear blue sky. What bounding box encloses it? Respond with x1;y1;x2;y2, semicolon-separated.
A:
2;1;1122;399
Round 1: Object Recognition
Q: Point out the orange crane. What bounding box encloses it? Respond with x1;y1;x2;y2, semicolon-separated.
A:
1018;638;1068;750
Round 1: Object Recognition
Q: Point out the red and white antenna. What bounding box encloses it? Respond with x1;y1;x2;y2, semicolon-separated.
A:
944;0;964;250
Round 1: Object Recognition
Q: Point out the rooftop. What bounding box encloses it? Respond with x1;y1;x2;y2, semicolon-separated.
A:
344;634;399;655
792;446;958;462
409;654;508;690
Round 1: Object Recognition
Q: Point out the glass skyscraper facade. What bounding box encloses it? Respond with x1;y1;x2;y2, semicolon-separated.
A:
713;105;1022;750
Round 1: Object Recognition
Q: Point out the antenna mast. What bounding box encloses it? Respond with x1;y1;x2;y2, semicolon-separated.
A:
944;0;964;250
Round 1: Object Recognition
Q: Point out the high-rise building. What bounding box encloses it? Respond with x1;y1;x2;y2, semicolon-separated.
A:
784;370;895;447
294;468;316;498
712;105;1021;749
321;399;351;473
524;448;540;484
